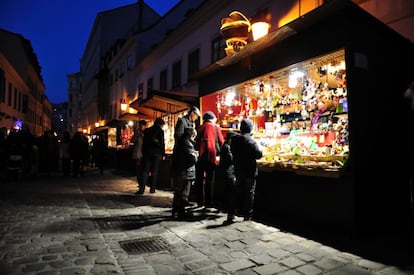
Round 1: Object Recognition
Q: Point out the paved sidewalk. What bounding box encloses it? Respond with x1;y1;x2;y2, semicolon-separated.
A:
0;169;413;274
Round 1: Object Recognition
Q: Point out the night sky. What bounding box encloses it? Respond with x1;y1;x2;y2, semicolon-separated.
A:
0;0;179;104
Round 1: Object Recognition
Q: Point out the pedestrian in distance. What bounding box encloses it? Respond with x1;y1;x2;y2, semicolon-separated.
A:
171;127;198;219
194;111;224;209
131;120;147;188
230;118;262;221
138;117;166;194
92;133;108;175
59;131;71;177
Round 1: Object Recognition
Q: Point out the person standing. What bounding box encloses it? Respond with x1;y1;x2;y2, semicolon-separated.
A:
230;119;262;221
138;117;166;194
171;127;198;219
60;131;71;177
69;131;89;178
174;106;200;146
219;131;238;224
92;133;107;175
194;111;224;209
131;120;147;189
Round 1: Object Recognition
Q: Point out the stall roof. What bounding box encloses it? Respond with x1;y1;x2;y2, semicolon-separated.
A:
195;0;414;79
91;126;110;135
196;0;414;96
119;112;151;121
129;90;197;116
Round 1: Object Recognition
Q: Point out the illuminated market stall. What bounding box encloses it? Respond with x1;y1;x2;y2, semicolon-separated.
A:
197;0;414;234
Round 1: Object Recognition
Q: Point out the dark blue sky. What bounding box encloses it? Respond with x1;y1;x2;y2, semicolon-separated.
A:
0;0;179;104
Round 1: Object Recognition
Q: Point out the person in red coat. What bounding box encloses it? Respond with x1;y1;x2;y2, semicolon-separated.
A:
195;111;224;209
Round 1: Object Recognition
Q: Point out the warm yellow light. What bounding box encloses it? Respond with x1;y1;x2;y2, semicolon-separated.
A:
252;22;270;41
95;122;100;127
120;101;128;112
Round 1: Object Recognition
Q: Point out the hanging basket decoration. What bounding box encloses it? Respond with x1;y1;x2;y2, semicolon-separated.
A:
220;11;251;56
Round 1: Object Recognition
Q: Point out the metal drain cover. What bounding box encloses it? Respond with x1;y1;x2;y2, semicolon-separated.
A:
119;236;170;255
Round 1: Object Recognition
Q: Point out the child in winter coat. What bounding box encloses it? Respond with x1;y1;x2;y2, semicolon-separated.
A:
171;127;198;219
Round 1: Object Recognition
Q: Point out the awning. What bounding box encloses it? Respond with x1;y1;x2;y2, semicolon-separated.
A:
118;112;151;121
106;119;122;127
129;90;198;117
91;126;110;135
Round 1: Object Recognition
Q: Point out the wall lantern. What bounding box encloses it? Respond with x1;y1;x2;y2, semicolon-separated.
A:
251;21;270;41
220;9;271;56
120;98;128;112
251;8;271;41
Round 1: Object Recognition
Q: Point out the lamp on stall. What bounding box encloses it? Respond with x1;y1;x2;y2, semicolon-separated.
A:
120;98;128;112
251;9;271;41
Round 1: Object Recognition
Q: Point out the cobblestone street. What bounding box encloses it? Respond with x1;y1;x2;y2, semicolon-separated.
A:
0;169;413;274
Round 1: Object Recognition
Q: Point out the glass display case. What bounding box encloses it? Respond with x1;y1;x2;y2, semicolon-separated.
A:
201;49;348;177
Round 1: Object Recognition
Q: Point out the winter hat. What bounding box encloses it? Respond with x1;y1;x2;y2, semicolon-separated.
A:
225;130;237;141
184;127;197;138
154;117;165;126
240;119;253;133
203;111;216;121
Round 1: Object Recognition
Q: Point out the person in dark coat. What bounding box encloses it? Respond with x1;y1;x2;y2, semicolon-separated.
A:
219;131;238;224
131;120;147;188
171;127;198;219
60;131;71;177
69;131;89;177
138;117;166;194
92;133;107;175
230;119;262;221
174;106;200;147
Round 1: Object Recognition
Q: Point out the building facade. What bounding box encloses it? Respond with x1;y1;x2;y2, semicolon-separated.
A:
74;0;414;137
0;29;51;137
77;1;160;134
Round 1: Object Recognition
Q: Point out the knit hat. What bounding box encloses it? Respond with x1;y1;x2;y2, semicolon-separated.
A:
184;127;197;138
203;111;216;121
154;117;165;126
225;130;237;141
240;119;253;133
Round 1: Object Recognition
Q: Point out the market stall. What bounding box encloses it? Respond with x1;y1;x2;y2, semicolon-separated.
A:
129;90;199;188
197;0;414;234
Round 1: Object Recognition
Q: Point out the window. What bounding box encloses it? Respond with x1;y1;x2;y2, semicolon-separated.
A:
211;36;226;63
119;62;125;77
138;82;144;100
160;69;167;91
188;48;200;79
147;77;153;94
13;88;17;109
127;54;133;70
172;60;181;89
18;91;22;112
0;68;5;103
22;95;28;114
8;82;12;106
